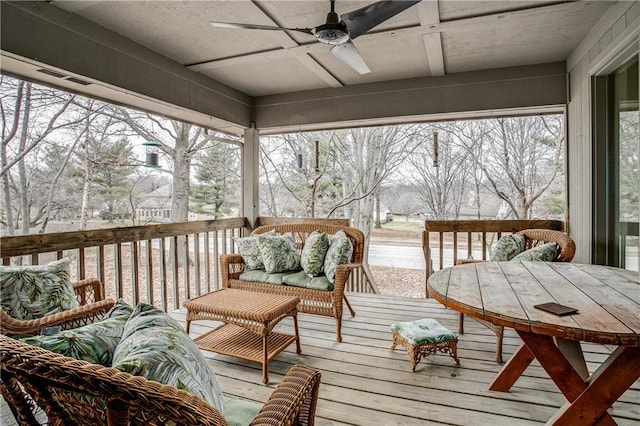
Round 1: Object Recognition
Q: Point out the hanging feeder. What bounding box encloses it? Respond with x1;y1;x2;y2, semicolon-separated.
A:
143;141;161;167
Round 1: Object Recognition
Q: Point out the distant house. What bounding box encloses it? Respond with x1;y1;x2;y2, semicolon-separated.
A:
136;184;172;222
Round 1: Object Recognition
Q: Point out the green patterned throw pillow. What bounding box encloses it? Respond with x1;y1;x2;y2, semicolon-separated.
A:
490;234;526;261
511;242;558;262
323;231;353;283
301;231;329;277
0;258;79;320
257;234;301;273
112;303;226;415
21;299;134;366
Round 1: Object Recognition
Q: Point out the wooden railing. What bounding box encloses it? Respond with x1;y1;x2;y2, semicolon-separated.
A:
423;219;566;279
0;217;378;313
0;218;247;312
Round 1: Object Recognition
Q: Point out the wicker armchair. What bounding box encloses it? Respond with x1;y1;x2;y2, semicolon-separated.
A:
0;278;115;338
220;223;365;342
0;335;321;426
458;229;576;363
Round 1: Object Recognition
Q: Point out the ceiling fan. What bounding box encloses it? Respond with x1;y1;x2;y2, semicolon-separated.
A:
210;0;421;74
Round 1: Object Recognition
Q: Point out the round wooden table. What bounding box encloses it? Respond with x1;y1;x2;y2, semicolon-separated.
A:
428;261;640;426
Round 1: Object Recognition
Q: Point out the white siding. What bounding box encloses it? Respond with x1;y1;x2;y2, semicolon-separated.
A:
566;1;640;263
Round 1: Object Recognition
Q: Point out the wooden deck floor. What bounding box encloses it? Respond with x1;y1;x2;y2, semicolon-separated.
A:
174;292;640;426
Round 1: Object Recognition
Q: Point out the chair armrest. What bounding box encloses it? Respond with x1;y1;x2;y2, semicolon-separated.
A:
250;365;321;426
332;263;362;293
219;254;245;288
0;299;115;338
73;278;106;304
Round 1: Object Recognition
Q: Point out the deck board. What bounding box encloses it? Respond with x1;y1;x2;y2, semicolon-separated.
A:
175;292;640;425
2;292;638;425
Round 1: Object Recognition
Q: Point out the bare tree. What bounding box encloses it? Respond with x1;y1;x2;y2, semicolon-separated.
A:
407;126;470;220
0;77;79;234
467;116;564;219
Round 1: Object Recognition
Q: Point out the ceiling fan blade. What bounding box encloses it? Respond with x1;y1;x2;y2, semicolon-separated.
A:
330;41;371;74
341;0;421;40
210;22;313;36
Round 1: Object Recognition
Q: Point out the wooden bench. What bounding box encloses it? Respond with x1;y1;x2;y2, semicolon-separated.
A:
220;223;365;342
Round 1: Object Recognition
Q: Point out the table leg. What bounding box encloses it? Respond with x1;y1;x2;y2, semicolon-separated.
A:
293;314;302;354
262;334;269;384
547;346;640;426
489;343;535;391
516;331;617;426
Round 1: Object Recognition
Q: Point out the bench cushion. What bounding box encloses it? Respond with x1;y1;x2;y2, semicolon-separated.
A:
282;270;334;291
391;318;456;345
238;269;296;285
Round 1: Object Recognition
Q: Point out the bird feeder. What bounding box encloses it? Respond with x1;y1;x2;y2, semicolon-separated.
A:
143;141;160;167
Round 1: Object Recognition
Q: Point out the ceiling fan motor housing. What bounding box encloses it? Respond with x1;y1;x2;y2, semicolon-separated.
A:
315;11;349;45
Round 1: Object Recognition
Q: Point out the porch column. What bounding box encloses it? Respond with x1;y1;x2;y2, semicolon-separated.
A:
242;124;260;232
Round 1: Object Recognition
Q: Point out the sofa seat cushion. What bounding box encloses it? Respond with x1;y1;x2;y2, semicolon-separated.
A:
21;299;133;366
282;271;334;291
224;397;262;426
238;269;297;285
0;258;79;320
511;242;558;262
112;303;226;415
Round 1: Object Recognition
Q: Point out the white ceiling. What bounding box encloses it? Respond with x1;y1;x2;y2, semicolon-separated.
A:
49;0;613;97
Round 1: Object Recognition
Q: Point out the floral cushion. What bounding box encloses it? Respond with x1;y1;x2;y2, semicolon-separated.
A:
257;234;301;273
0;258;79;320
21;299;134;366
391;318;456;345
282;270;334;291
490;234;526;261
112;303;225;415
234;230;275;270
323;231;353;283
300;231;329;277
511;242;558;262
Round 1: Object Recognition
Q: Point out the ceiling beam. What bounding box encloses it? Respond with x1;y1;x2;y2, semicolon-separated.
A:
253;62;567;133
249;1;342;88
418;0;445;76
188;1;593;73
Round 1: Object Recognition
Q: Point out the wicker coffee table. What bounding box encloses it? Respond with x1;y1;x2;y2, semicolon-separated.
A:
183;288;301;384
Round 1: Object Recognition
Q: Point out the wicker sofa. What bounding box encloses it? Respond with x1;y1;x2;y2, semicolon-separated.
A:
0;335;321;426
220;223;365;342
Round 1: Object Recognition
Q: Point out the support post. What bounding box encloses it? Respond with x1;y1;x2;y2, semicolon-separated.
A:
242;125;260;234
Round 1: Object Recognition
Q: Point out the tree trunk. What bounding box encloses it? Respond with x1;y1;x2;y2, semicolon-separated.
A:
18;83;32;234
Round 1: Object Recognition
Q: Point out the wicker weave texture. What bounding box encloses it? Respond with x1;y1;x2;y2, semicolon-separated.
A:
0;278;115;338
220;224;365;342
0;335;321;426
